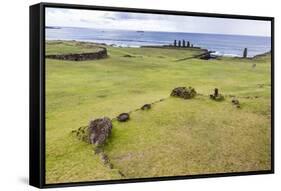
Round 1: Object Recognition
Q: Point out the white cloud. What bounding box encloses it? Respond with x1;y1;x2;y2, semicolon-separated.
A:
46;8;271;36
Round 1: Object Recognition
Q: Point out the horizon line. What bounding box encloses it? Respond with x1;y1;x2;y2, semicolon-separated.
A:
46;25;271;38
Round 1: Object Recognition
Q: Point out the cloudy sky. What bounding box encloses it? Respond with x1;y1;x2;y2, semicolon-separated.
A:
46;8;271;37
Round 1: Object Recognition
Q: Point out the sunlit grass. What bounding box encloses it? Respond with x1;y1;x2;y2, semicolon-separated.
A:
46;41;271;183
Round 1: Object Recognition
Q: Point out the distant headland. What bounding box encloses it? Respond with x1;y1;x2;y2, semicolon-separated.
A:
46;26;61;29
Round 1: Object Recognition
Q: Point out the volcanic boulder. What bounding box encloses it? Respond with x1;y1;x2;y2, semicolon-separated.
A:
88;117;113;146
117;113;130;122
141;104;151;110
232;98;241;108
170;87;197;99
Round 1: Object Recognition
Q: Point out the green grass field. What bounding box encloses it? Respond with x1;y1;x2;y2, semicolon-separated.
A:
45;41;271;184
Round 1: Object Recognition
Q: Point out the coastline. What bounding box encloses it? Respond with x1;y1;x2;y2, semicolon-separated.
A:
45;39;270;59
46;27;271;58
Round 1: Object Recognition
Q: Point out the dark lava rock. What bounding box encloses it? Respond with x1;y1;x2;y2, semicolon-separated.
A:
72;125;89;142
88;117;112;145
232;98;241;108
199;52;212;60
232;98;240;105
141;104;151;110
199;51;217;60
100;153;110;164
209;88;224;101
123;54;134;57
170;87;197;99
117;113;130;122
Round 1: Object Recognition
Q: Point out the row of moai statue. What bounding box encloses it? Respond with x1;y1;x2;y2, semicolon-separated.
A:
173;39;248;58
173;40;193;48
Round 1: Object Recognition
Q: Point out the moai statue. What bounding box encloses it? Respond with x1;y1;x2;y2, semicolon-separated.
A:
243;48;248;58
174;40;177;47
182;40;186;47
187;41;190;47
210;88;224;101
214;88;219;97
191;44;193;48
178;40;181;47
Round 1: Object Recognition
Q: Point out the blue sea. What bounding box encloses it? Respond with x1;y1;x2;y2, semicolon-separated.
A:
46;27;271;57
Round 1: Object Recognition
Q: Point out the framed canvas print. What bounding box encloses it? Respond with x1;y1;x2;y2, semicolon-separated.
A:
29;2;274;188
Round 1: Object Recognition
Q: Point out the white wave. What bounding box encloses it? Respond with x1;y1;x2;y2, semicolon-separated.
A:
211;51;240;57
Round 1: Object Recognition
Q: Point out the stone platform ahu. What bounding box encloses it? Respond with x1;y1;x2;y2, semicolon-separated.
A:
46;47;108;61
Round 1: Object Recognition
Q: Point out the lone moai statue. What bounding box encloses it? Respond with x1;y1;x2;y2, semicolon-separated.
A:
174;40;177;47
178;40;181;47
191;44;193;48
182;40;186;47
214;88;219;97
187;41;190;47
243;48;248;58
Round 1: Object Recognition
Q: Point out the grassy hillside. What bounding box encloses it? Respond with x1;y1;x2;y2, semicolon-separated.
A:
45;41;271;183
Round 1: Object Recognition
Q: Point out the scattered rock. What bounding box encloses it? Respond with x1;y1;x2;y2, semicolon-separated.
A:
100;153;110;164
123;54;134;58
141;104;151;110
94;146;103;154
117;113;130;122
71;125;89;142
232;98;240;105
243;95;260;99
170;87;197;99
231;98;241;108
88;117;113;145
97;94;107;98
158;56;165;58
209;88;224;101
108;163;114;169
198;51;216;60
257;84;266;88
200;52;211;60
118;170;126;177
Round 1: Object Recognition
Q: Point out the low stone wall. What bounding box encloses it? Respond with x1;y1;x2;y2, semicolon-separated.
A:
46;47;108;61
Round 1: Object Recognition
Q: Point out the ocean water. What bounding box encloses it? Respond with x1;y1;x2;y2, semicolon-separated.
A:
46;27;271;57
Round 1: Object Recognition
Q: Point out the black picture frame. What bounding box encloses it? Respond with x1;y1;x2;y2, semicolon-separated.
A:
30;2;275;188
